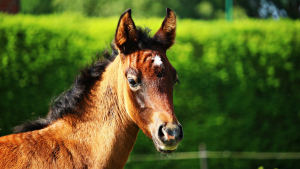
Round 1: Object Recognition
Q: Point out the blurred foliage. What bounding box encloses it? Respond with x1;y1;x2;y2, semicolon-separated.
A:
21;0;53;14
20;0;300;19
1;13;300;168
195;1;214;19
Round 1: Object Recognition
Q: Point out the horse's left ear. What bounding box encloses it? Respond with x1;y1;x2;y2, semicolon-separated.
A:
154;8;176;50
115;9;138;54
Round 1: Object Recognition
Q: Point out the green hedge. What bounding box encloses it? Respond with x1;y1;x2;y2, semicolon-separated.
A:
1;13;300;169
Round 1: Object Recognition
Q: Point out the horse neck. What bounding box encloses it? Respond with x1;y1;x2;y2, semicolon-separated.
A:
59;56;139;167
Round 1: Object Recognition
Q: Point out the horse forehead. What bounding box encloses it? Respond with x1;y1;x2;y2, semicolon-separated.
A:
132;51;167;67
152;55;163;66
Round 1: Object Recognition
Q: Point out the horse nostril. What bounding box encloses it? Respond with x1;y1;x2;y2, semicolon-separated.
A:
178;125;183;141
158;125;164;139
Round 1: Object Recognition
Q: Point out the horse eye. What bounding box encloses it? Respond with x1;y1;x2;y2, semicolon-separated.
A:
157;72;163;78
174;78;180;85
128;78;138;88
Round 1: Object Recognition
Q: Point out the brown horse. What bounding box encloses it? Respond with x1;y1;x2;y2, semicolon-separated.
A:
0;8;183;168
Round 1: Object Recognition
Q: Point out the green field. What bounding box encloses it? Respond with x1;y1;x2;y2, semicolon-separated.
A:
1;13;300;169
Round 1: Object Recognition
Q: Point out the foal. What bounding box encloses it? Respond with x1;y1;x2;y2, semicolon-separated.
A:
0;8;183;168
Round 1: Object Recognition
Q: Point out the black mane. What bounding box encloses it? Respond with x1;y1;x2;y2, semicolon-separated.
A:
13;27;165;133
13;51;114;134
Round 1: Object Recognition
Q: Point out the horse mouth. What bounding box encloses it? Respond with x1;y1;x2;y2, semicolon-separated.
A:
153;137;178;154
158;147;177;154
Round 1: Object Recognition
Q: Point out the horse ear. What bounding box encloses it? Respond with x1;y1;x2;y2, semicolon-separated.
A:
115;9;138;54
154;8;176;50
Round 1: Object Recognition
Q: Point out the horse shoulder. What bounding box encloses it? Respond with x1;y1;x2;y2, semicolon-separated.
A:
0;122;79;168
0;132;37;168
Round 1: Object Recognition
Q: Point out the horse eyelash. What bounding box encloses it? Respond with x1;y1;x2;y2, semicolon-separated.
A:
175;78;180;85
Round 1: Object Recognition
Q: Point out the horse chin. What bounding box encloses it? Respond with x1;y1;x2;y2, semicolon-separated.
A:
158;148;176;154
157;146;177;154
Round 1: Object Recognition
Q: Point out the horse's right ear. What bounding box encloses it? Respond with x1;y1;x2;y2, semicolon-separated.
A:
114;9;138;54
154;8;177;50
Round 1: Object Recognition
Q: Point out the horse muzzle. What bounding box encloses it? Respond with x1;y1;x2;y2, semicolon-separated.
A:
152;122;183;154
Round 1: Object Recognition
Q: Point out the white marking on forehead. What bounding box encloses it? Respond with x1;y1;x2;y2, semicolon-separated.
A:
152;55;163;66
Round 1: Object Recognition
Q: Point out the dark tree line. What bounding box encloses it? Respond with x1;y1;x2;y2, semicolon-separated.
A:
20;0;300;19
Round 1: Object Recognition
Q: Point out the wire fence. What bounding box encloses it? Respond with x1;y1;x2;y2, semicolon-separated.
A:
128;150;300;161
127;144;300;169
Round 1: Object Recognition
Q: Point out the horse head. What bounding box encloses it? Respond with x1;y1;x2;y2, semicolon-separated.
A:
114;8;183;153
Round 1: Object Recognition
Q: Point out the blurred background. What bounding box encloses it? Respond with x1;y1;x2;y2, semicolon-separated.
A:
2;0;300;19
0;0;300;169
